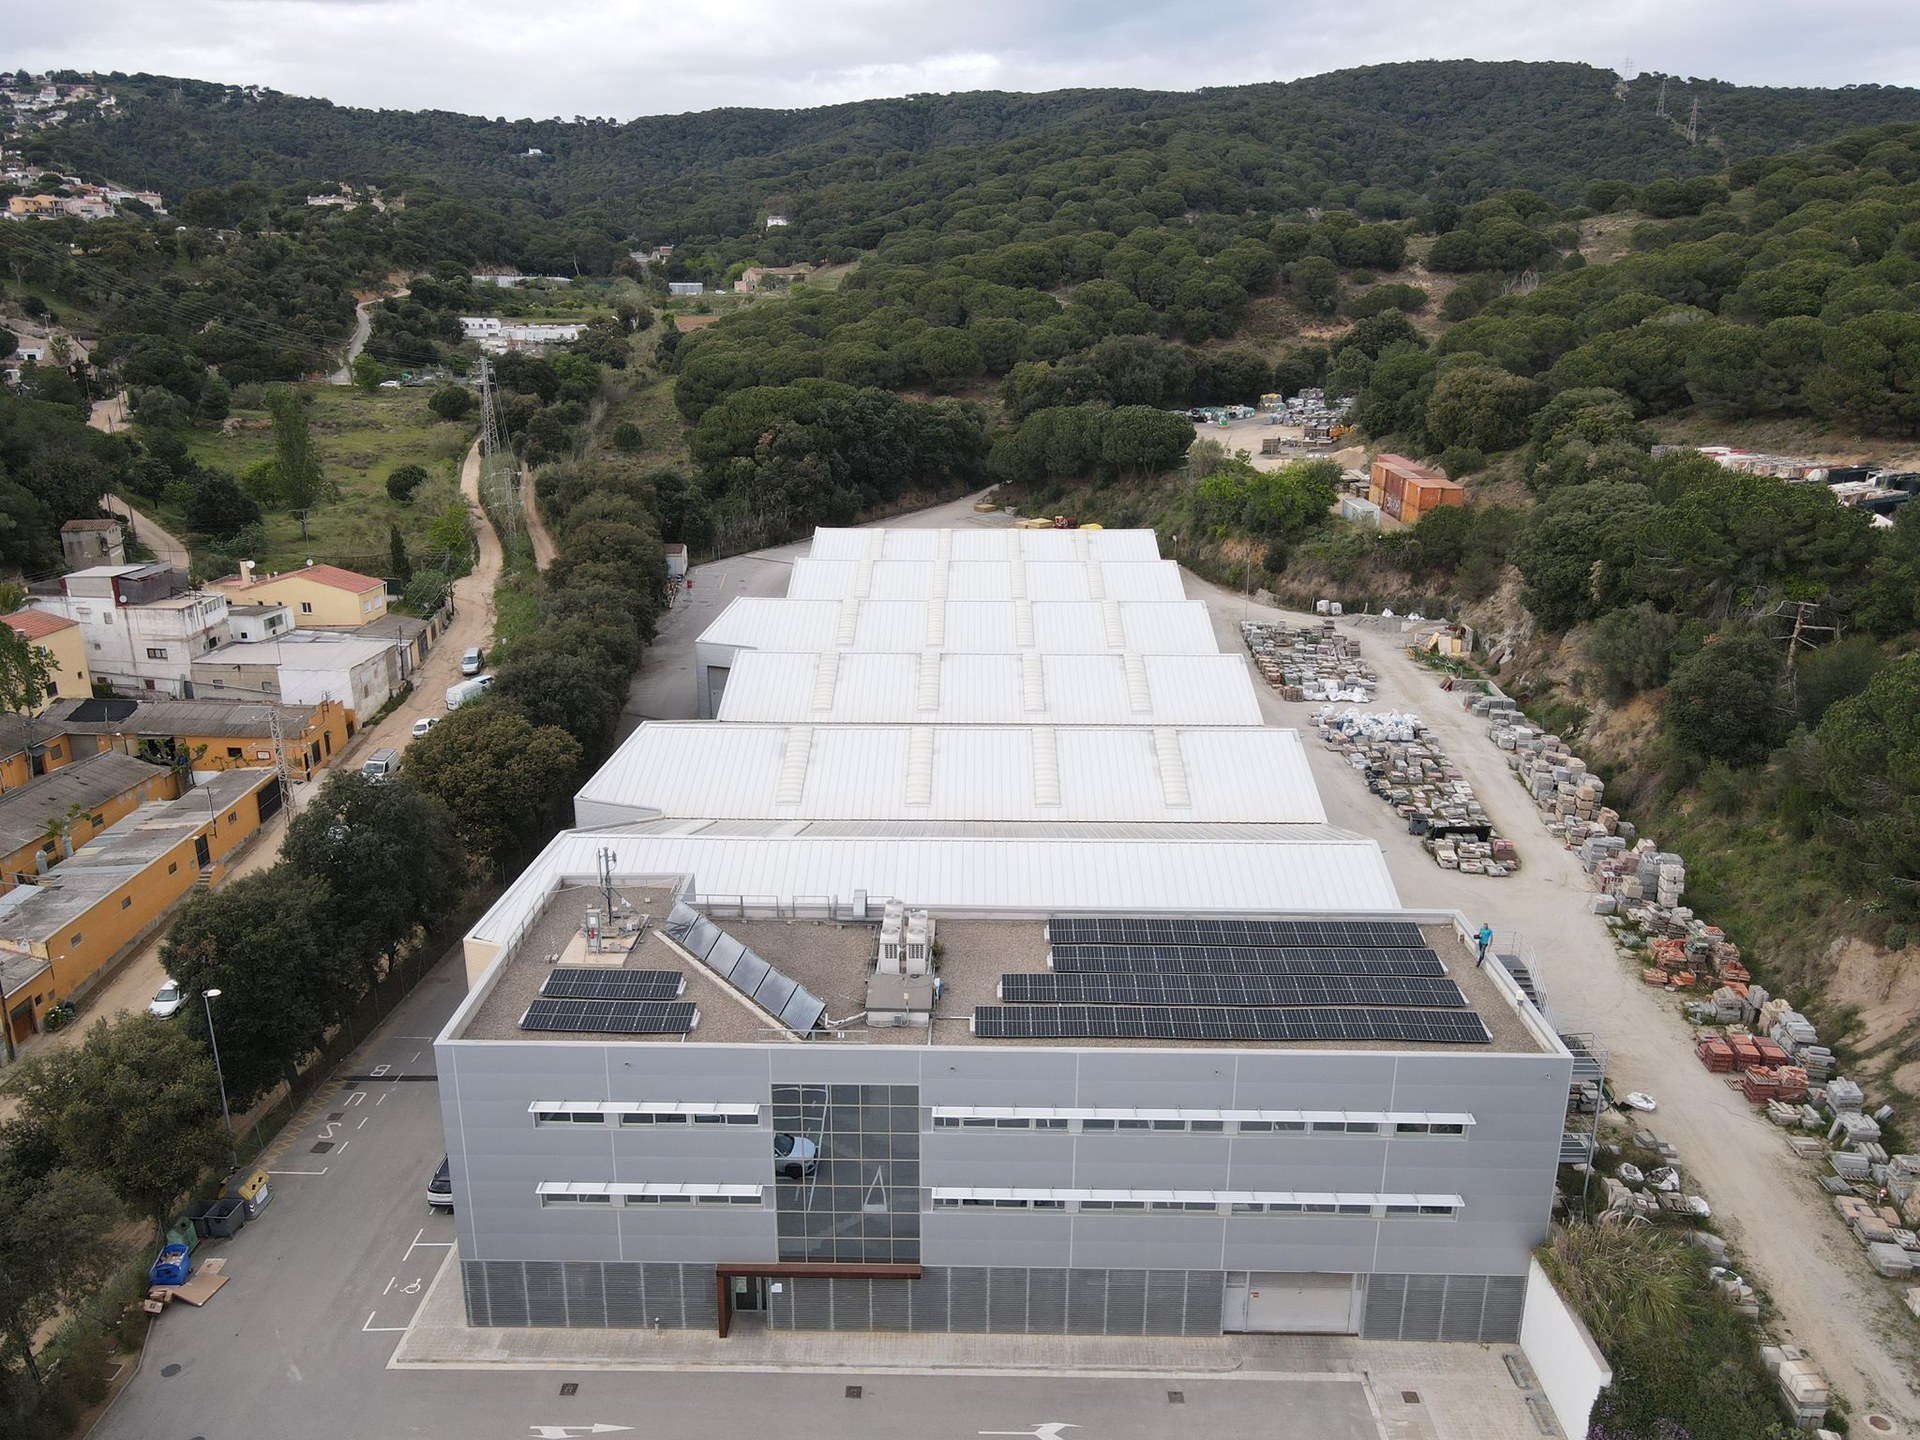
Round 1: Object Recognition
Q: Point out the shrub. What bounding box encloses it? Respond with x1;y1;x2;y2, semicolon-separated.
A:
385;464;430;503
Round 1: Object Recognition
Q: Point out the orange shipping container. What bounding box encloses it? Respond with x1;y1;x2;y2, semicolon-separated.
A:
1368;453;1466;524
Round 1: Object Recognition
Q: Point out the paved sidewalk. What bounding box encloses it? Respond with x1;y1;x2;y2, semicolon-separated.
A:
394;1250;1558;1439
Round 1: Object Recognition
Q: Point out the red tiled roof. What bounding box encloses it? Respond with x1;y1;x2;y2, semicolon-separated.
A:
4;609;77;639
220;564;382;594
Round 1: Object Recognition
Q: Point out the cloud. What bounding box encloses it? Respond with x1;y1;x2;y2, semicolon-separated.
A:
10;0;1920;122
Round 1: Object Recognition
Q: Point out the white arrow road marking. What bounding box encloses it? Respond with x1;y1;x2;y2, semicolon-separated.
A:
980;1427;1079;1440
529;1427;635;1438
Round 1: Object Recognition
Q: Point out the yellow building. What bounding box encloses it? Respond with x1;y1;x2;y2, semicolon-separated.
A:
210;560;387;629
0;715;80;794
0;750;179;891
4;609;92;714
0;768;278;1041
42;696;352;784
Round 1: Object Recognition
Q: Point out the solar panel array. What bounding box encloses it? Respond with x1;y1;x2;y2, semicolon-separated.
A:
1045;917;1427;948
662;902;827;1035
541;968;686;1001
975;1005;1491;1044
1000;974;1468;1009
1048;944;1446;976
520;999;700;1035
974;915;1489;1046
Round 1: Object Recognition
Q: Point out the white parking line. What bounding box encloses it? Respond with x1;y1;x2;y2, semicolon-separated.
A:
404;1229;456;1260
362;1312;408;1334
272;1168;329;1176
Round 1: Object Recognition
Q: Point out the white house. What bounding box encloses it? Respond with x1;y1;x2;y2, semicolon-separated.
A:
29;565;229;698
190;631;401;721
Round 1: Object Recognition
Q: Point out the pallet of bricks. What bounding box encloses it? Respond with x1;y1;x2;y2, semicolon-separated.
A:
1316;709;1516;875
1238;620;1375;702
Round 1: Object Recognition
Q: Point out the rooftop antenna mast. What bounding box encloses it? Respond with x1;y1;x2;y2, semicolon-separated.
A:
597;845;617;922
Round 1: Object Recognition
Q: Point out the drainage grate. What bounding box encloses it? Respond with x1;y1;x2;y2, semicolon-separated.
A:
1402;1392;1421;1404
559;1383;578;1397
1866;1418;1897;1435
160;1364;182;1378
310;1141;334;1153
845;1386;862;1400
1167;1392;1185;1405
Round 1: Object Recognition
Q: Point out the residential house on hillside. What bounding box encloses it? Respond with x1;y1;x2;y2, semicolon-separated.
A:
208;560;387;629
0;750;177;891
2;609;91;714
0;714;78;793
59;518;125;569
25;566;229;698
226;602;294;643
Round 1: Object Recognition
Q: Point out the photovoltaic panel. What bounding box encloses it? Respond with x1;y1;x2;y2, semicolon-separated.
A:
541;968;685;1000
519;999;699;1034
1045;917;1427;949
662;901;819;1039
973;1005;1490;1044
1047;945;1446;977
776;986;826;1035
999;974;1468;1009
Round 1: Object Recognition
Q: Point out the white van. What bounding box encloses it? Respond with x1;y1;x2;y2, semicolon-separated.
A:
445;674;495;710
361;747;402;783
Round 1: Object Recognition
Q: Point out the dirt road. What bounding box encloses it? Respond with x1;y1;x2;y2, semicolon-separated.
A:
1182;577;1919;1427
329;299;377;385
520;459;557;568
0;440;505;1098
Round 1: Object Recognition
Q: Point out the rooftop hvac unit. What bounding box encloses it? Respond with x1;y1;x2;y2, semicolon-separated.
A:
877;899;907;973
903;909;935;976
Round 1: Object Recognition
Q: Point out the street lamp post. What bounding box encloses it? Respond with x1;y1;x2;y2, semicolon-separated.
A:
202;987;237;1167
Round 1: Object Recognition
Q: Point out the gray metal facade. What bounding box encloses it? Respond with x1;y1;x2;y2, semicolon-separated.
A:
438;1035;1568;1339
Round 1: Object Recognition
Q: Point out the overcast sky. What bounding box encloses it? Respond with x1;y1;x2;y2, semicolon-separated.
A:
13;1;1920;120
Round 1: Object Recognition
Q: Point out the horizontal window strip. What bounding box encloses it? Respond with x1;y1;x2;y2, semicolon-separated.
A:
536;1181;765;1209
929;1186;1461;1218
529;1100;761;1127
932;1107;1469;1137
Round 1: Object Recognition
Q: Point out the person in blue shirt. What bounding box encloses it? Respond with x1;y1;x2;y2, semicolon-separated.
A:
1476;923;1494;966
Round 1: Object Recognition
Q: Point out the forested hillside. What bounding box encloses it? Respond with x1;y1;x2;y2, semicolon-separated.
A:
8;63;1920;1082
29;61;1920;254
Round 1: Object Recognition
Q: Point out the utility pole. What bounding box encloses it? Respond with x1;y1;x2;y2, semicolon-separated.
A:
1686;98;1700;145
1655;77;1668;118
264;698;297;814
477;358;519;557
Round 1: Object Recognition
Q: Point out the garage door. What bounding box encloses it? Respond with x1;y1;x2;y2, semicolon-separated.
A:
1239;1272;1359;1334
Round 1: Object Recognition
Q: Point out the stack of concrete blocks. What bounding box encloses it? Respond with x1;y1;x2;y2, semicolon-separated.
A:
1239;621;1376;701
1316;709;1513;876
1712;1268;1762;1320
1763;1003;1834;1082
1761;1346;1830;1431
1888;1156;1920;1226
1826;1078;1865;1114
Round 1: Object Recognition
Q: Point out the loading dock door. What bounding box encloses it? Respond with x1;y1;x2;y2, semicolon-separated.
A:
1237;1272;1360;1334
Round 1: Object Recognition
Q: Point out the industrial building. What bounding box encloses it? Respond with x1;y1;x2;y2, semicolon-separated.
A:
435;526;1577;1345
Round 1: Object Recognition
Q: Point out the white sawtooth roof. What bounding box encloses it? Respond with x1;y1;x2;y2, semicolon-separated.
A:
785;558;1186;603
714;651;1264;726
697;598;1221;655
574;722;1324;826
468;824;1402;944
806;526;1164;564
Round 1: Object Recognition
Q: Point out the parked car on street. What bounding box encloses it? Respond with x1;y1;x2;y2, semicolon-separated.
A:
428;1154;454;1211
149;980;186;1019
411;716;438;738
460;646;486;676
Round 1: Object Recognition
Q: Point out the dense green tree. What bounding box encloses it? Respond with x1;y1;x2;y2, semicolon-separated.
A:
0;1133;119;1386
1289;256;1340;316
263;386;337;540
428;385;474;421
385;463;429;503
1817;654;1920;916
1512;482;1657;629
403;705;582;863
1664;631;1789;767
183;472;262;539
1422;364;1542;452
1585;602;1682;700
11;1018;229;1240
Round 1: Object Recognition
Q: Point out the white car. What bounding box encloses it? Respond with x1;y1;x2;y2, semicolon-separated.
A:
1622;1091;1658;1113
149;980;186;1019
411;716;438;738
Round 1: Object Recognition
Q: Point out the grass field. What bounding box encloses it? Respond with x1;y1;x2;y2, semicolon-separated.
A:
178;385;476;574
